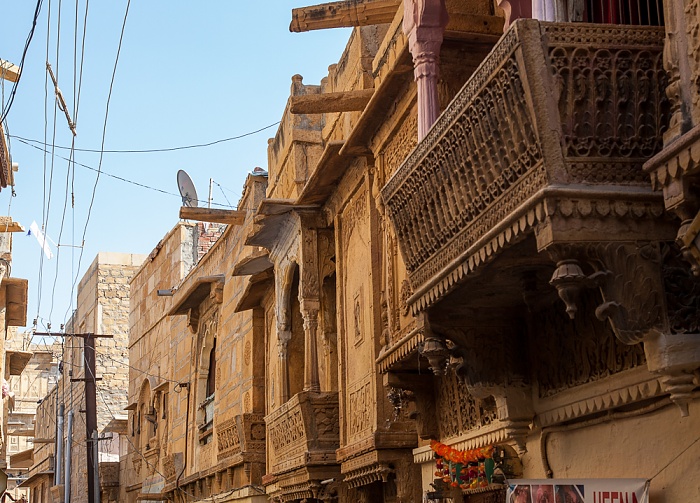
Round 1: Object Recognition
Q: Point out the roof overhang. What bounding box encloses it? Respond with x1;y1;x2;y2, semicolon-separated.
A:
297;141;354;205
245;200;320;249
235;269;274;313
6;349;32;375
9;448;34;469
168;275;225;316
231;250;273;277
2;277;28;327
102;415;128;435
17;469;52;488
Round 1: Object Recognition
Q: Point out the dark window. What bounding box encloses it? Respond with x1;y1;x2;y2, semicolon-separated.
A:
583;0;664;26
206;339;216;397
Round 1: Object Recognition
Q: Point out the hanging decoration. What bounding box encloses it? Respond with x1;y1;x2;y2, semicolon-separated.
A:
430;440;497;490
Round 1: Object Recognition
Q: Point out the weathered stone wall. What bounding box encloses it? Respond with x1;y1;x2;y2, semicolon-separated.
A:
125;178;267;502
58;252;146;503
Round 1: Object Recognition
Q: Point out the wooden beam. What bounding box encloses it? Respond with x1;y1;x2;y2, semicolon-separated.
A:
290;89;374;114
0;59;20;83
179;206;246;225
290;0;400;32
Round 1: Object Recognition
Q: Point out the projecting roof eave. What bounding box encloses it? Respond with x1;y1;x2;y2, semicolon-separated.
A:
9;447;34;469
245;199;319;249
102;416;128;435
6;349;32;376
231;250;273;277
17;470;53;488
296;141;351;206
168;275;225;316
234;270;274;313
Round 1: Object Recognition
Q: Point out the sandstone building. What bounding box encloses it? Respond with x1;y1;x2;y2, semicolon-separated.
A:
22;252;146;503
6;336;60;501
0;110;30;500
58;1;700;502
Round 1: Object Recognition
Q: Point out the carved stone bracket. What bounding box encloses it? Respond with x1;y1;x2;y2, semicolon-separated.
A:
384;372;438;439
547;242;700;416
548;243;668;345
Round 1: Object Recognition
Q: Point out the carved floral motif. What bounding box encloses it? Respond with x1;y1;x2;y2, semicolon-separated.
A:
436;373;497;439
533;291;646;398
349;380;372;439
216;418;241;459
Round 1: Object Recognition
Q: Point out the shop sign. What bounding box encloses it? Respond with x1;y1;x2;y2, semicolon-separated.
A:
506;479;648;503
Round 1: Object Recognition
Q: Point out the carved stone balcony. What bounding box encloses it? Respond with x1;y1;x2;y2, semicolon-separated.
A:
381;19;670;314
265;391;339;477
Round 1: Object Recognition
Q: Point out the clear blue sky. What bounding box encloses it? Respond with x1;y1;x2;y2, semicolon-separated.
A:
0;2;351;333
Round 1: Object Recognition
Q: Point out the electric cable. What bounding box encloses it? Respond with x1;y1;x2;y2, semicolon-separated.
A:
8;121;280;153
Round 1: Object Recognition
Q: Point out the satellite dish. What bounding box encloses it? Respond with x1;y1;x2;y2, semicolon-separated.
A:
177;170;198;207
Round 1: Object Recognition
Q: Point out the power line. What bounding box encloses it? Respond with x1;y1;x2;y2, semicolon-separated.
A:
15;136;237;207
0;0;45;123
8;120;280;153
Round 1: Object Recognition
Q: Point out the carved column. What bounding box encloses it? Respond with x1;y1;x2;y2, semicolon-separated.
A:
403;0;448;140
302;307;321;392
300;225;321;393
276;263;294;404
662;0;695;142
278;324;292;404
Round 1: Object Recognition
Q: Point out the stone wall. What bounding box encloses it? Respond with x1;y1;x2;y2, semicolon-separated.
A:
58;252;146;503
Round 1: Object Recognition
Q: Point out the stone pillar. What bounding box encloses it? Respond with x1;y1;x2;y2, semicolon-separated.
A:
403;0;448;140
661;0;695;143
301;307;321;392
277;324;291;403
300;224;321;393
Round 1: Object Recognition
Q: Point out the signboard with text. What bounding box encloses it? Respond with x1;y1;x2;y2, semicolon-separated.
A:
506;479;649;503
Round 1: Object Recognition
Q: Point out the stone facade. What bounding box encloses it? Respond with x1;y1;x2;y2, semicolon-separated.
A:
20;252;146;503
5;335;60;501
103;1;700;501
126;210;266;503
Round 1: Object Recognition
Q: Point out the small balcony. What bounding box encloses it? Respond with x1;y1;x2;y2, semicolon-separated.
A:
265;391;339;476
382;19;668;315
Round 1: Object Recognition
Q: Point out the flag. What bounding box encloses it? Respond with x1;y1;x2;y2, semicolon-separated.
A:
28;221;54;259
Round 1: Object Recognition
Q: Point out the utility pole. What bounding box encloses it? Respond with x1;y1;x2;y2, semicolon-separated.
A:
36;331;112;503
84;333;99;503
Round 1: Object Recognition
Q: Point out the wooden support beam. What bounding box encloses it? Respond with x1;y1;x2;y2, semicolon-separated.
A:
290;0;400;32
290;89;374;114
0;59;20;83
179;206;246;225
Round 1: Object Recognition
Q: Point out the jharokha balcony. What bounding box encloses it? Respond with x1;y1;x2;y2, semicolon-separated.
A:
382;19;669;315
264;391;340;500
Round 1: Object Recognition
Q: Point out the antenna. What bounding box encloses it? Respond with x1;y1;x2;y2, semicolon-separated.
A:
177;170;198;207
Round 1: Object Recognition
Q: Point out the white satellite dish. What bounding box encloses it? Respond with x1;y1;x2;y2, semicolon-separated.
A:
177;170;198;207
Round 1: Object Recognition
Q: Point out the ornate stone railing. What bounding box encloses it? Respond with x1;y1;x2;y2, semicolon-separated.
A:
215;413;266;463
381;19;667;313
265;391;340;475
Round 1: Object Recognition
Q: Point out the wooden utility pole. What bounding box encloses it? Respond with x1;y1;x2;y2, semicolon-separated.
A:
36;331;112;503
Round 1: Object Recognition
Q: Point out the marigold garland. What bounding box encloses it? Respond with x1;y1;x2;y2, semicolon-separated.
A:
430;440;496;490
429;440;494;464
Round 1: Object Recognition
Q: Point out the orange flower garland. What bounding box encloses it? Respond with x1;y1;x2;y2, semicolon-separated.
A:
429;440;494;464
